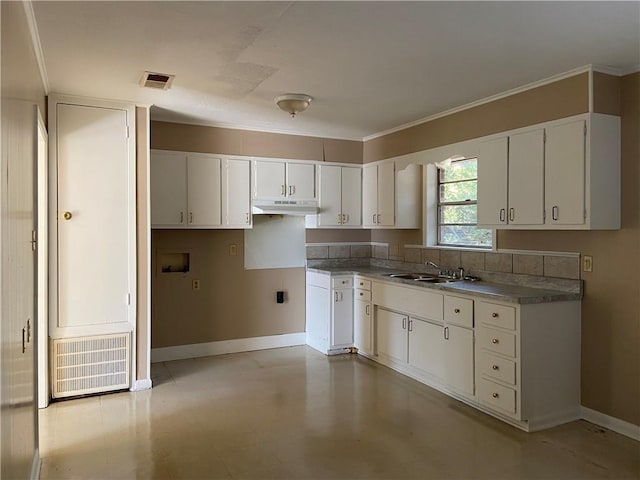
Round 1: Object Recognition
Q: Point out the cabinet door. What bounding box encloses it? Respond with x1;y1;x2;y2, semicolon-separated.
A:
443;324;474;395
362;164;378;227
150;151;187;226
477;137;508;226
332;288;353;347
254;161;286;199
341;167;362;226
224;158;251;228
306;284;330;353
354;299;372;355
408;318;444;379
318;165;342;226
508;129;544;225
545;120;586;225
287;162;315;199
377;308;408;363
377;162;395;226
187;154;221;226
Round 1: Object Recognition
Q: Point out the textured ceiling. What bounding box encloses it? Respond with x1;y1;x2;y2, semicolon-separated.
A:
33;1;640;140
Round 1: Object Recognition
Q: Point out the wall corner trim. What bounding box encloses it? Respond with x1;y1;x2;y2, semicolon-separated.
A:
131;379;153;391
581;406;640;441
30;449;41;480
150;333;307;363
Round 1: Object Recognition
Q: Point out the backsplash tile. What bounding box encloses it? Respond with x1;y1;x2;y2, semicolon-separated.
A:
544;256;580;279
328;245;350;259
440;250;461;269
404;247;422;264
421;248;440;265
373;245;389;260
513;254;544;276
460;251;485;273
485;252;513;273
350;245;372;258
306;246;328;259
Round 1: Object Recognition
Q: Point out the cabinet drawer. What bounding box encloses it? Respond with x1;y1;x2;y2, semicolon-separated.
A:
355;289;371;302
477;302;516;331
479;378;517;415
332;277;353;289
355;277;371;290
477;326;516;358
478;352;516;386
444;296;473;328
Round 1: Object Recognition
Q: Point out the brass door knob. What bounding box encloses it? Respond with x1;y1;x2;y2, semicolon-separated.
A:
63;211;73;220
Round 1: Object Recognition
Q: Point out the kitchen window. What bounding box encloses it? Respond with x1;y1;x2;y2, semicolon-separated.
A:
437;158;492;248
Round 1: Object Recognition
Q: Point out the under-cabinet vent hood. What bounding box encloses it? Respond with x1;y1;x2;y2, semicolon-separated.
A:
251;199;318;215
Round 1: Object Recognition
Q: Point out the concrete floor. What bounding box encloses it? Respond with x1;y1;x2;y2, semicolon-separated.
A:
40;346;639;479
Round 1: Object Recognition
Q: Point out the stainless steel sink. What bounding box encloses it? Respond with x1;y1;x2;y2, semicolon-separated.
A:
414;277;459;283
386;273;425;280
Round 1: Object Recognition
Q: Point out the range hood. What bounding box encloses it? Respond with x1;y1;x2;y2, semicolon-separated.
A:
251;199;318;216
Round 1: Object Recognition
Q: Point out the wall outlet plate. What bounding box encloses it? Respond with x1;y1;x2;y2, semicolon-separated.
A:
229;244;237;256
192;279;200;290
583;255;593;272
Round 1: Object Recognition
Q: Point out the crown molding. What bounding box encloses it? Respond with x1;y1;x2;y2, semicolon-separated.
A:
23;0;50;94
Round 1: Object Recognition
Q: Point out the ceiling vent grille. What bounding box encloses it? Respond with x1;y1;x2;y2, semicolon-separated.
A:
139;71;175;90
51;333;130;398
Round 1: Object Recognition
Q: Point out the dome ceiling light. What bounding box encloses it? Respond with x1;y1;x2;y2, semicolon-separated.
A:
274;93;313;118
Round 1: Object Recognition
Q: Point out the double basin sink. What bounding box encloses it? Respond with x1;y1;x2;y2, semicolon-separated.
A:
385;272;460;283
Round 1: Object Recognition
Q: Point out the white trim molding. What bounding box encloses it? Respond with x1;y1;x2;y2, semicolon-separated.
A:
30;449;41;480
581;406;640;441
23;0;49;93
151;332;306;363
131;379;153;392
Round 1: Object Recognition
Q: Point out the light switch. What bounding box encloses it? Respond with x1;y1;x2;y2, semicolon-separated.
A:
583;255;593;272
229;244;237;256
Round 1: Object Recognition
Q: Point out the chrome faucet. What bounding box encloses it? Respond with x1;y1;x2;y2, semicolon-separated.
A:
425;261;440;271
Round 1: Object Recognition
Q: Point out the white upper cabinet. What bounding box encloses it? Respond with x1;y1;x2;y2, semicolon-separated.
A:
508;129;544;226
478;113;620;230
545;119;585;225
187;153;222;227
151;151;187;227
253;159;315;200
317;165;362;227
363;162;395;227
477;137;508;226
223;158;251;228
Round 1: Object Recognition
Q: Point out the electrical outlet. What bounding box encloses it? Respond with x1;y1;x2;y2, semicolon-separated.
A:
229;244;237;256
583;255;593;272
192;279;200;290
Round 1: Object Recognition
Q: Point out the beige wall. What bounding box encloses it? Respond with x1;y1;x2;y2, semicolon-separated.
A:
151;121;363;164
364;73;589;163
151;230;305;347
1;1;47;478
361;72;640;426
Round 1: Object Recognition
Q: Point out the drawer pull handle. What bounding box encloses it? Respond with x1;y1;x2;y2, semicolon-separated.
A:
492;392;499;399
454;308;460;314
491;338;499;344
492;365;499;370
492;312;499;318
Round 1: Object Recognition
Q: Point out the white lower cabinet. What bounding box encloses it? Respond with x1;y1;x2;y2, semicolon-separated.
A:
305;271;353;355
376;308;407;363
408;318;444;379
353;277;373;355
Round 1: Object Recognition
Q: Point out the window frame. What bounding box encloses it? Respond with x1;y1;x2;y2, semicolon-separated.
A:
436;157;492;249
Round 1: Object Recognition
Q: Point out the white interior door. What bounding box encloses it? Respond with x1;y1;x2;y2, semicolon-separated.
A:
508;129;544;225
56;103;132;331
187;154;221;226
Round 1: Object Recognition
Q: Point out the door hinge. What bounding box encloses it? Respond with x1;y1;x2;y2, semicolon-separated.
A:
127;293;131;305
126;125;130;138
543;130;547;143
31;230;37;251
584;123;587;136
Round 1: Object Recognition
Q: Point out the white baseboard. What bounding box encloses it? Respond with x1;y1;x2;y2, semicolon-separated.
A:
30;449;41;480
581;406;640;441
151;332;306;363
130;378;153;391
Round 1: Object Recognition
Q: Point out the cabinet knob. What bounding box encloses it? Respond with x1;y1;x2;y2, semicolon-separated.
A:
491;338;499;344
492;392;499;399
454;308;460;314
492;365;499;370
492;312;499;318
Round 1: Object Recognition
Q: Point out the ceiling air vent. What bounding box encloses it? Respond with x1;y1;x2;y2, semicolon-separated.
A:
139;71;175;90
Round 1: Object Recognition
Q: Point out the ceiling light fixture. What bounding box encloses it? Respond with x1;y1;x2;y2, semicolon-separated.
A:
274;93;313;117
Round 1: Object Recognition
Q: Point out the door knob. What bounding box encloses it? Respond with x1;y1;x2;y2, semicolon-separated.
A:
63;211;72;220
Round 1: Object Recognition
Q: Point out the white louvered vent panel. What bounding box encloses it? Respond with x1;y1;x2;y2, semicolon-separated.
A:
52;333;130;398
